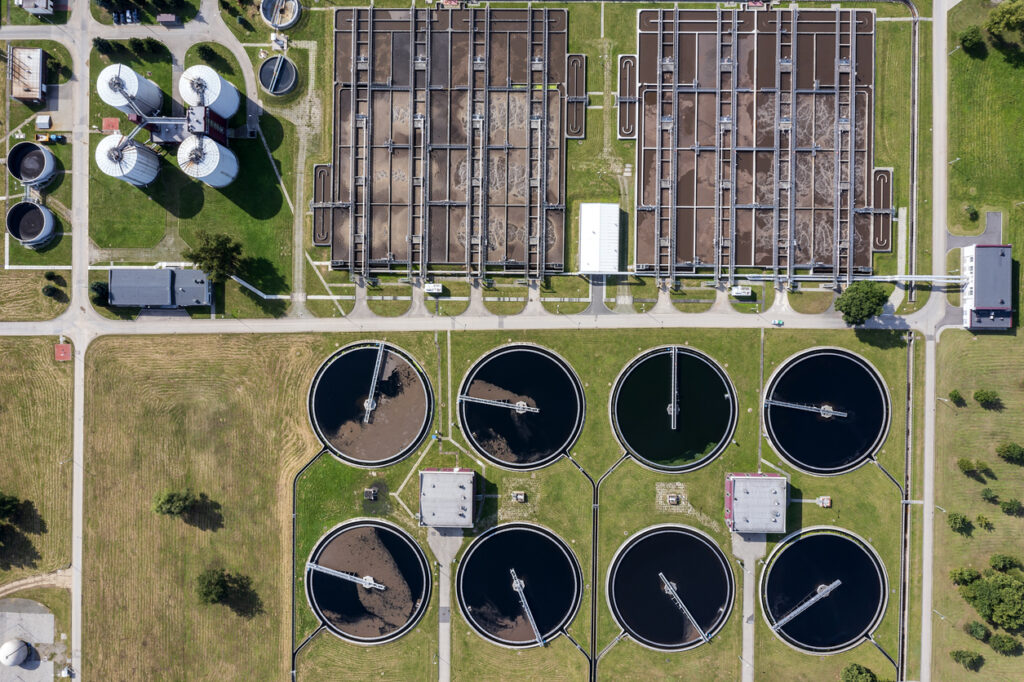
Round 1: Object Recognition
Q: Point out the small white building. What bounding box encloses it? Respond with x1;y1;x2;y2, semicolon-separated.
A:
578;202;620;274
725;472;787;534
419;468;475;528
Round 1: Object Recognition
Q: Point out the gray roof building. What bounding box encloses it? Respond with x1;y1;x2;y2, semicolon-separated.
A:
962;244;1013;330
725;473;788;534
419;469;475;528
107;268;212;308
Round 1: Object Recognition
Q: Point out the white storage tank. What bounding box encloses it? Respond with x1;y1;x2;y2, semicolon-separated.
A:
179;64;240;120
177;135;238;188
95;134;161;187
96;63;162;116
6;201;55;248
6;141;57;187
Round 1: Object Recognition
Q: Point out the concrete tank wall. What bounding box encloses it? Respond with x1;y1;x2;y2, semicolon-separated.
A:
95;134;161;187
179;64;240;120
177;135;238;188
6;201;55;248
6;141;57;187
97;63;163;116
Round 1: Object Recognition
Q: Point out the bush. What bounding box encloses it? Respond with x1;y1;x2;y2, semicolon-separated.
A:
949;389;966;406
978;514;994;531
840;663;877;682
143;38;163;55
948;511;972;534
989;632;1020;655
197;568;229;604
965;205;980;221
950;649;984;671
89;281;108;301
92;37;113;55
986;0;1024;35
982;488;999;503
41;285;58;298
974;389;1001;408
964;620;991;642
958;458;978;475
197;45;217;63
43;270;56;281
1001;499;1023;516
960;572;1024;630
996;442;1024;464
952;567;982;585
960;25;986;56
991;554;1020;571
835;281;889;325
152;489;198;516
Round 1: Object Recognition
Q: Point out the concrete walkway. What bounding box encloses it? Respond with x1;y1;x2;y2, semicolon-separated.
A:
732;532;766;682
427;528;463;682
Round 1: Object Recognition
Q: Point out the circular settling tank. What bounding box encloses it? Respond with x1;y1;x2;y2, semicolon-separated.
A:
6;201;54;248
608;525;734;650
457;523;582;647
306;519;431;644
309;342;433;467
6;142;55;187
259;56;298;96
611;346;737;472
761;527;887;654
763;348;890;475
260;0;301;29
458;344;584;469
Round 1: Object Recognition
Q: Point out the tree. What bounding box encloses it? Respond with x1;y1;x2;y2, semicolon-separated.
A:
43;271;56;281
128;37;145;55
964;620;991;642
996;442;1024;464
41;285;59;298
966;205;980;221
143;38;163;55
975;389;1001;409
959;25;986;56
948;511;972;534
0;493;19;521
197;568;230;604
89;281;109;303
840;663;877;682
960;572;1024;630
982;488;999;503
978;514;994;531
182;231;242;283
197;44;217;63
949;389;966;406
986;0;1024;35
950;649;984;671
991;554;1020;571
92;37;113;55
959;458;979;476
952;567;982;585
835;281;889;325
1001;499;1023;516
152;489;198;516
989;632;1020;655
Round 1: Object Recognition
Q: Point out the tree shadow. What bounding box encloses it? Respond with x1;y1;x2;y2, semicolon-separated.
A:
183;493;223;532
198;49;235;76
788;485;803;531
216;140;284;219
979;398;1005;412
221;574;264;619
134;158;205;219
31;230;67;259
854;328;908;349
991;35;1024;68
239;256;287;296
12;500;46;535
43;152;66;196
0;524;40;570
47;289;69;304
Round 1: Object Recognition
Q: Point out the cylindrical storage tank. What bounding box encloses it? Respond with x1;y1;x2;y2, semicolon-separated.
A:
6;201;55;248
95;134;160;187
96;63;162;116
6;142;56;187
179;64;240;120
0;639;29;667
260;0;301;29
258;56;298;96
177;135;238;188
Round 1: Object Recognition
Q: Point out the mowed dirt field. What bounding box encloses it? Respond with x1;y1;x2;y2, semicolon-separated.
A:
0;337;72;585
0;271;69;321
83;335;334;680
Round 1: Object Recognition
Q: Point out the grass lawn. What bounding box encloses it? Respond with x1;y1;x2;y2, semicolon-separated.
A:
0;267;68;320
670;287;715;312
946;248;962;307
184;42;247;129
221;0;267;43
788;289;835;315
948;0;1024;263
932;332;1024;680
1;1;68;24
483;284;527;316
540;275;589;314
426;280;471;317
729;283;775;314
91;0;198;25
367;284;412;316
0;337;72;587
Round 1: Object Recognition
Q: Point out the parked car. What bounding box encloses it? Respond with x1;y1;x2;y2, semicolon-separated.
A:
133;9;140;22
112;11;122;24
124;10;133;23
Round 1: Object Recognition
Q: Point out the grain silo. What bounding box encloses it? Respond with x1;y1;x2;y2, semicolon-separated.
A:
177;134;238;188
96;63;162;116
6;201;55;248
95;134;161;187
179;64;240;120
6;141;56;187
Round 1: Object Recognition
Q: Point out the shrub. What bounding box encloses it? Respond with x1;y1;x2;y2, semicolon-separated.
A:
43;270;56;281
41;285;58;298
952;567;982;585
982;488;999;503
964;620;991;642
949;389;966;406
948;511;972;534
996;442;1024;464
152;489;198;516
950;649;983;671
960;25;985;55
960;572;1024;630
840;663;877;682
978;515;994;531
989;632;1020;655
835;281;889;325
197;45;217;63
991;554;1020;571
1001;499;1023;516
197;568;229;604
965;205;980;221
89;281;108;301
958;458;978;475
974;389;1001;408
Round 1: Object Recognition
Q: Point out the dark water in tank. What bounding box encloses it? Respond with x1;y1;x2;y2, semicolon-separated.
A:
614;350;734;469
312;347;410;435
765;533;884;651
459;526;580;644
461;348;582;466
310;526;427;637
610;529;732;648
765;351;887;473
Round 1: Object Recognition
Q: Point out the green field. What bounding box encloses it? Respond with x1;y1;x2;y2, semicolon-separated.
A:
788;289;835;315
426;280;471;316
91;0;198;25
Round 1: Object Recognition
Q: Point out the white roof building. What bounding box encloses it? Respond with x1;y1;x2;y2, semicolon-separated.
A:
725;473;788;534
419;468;475;528
578;203;620;274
